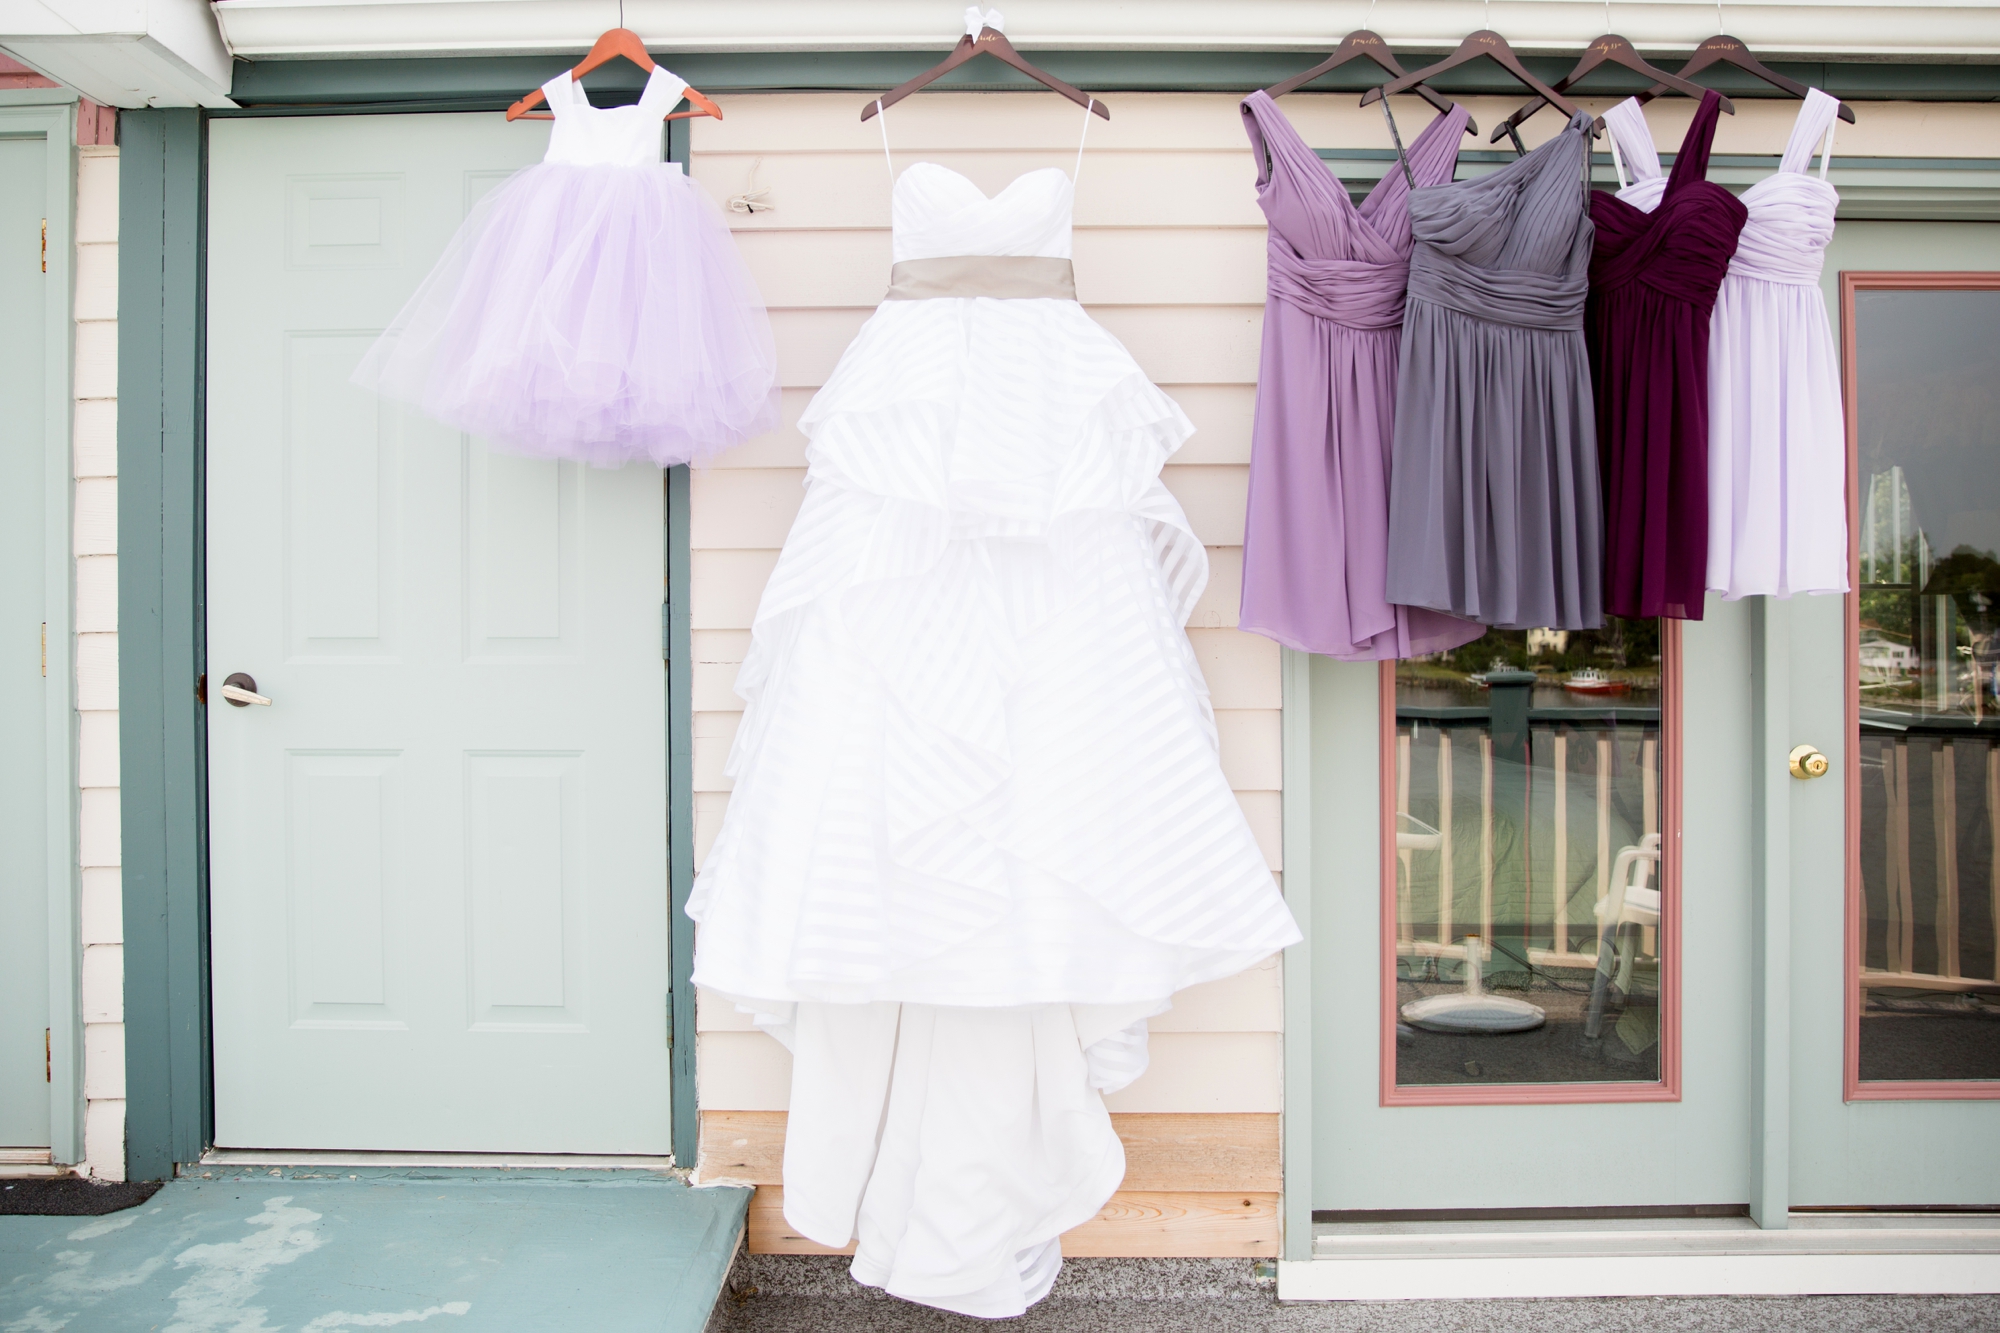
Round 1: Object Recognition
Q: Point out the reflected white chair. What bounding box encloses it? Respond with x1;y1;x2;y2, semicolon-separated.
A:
1584;833;1661;1040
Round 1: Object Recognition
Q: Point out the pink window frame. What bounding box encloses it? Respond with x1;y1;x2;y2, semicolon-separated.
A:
1840;269;2000;1103
1377;626;1684;1107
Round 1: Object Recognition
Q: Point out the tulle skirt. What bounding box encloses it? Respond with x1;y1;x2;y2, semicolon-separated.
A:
352;161;778;467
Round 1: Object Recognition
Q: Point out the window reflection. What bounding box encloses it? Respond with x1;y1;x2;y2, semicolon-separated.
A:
1853;287;2000;1083
1393;623;1666;1087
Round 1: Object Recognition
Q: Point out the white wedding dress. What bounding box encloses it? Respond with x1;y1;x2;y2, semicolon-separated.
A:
1600;90;1850;600
687;111;1300;1317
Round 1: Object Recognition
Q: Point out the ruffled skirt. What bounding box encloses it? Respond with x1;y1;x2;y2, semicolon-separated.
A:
688;295;1299;1312
352;161;778;467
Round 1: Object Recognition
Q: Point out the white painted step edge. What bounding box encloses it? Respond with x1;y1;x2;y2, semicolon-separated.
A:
1278;1253;2000;1302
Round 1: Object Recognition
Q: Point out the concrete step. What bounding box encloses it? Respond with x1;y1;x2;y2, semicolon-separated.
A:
0;1166;750;1332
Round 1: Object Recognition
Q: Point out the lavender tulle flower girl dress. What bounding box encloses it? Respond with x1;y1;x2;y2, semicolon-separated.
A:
353;65;778;466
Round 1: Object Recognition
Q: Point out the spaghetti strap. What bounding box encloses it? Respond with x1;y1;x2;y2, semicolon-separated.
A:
1073;97;1094;182
1665;90;1726;191
875;100;894;179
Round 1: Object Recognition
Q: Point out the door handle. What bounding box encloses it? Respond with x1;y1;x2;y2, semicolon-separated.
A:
1788;744;1829;779
220;672;271;707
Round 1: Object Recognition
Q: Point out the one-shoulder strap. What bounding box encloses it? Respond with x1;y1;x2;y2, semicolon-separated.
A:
1666;89;1727;192
635;64;691;120
1600;98;1662;192
1779;87;1843;179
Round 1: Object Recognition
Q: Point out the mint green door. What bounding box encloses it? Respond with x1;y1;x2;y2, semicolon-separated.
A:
0;132;52;1156
206;114;673;1153
1305;615;1757;1211
1790;221;2000;1206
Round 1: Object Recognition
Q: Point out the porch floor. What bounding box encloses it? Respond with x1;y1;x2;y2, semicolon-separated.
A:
0;1166;748;1332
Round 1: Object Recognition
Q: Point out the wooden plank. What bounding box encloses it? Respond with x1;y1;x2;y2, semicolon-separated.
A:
704;1110;1280;1191
1188;628;1281;709
690;463;1248;552
731;226;1265;308
698;1030;1282;1115
1152;961;1283;1036
1189;546;1242;629
746;1185;1278;1257
694;91;1281;155
695;147;1266;231
766;305;1262;389
703;383;1256;471
1216;709;1282;792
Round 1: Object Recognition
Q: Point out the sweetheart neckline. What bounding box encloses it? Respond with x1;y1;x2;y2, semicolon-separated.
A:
895;161;1075;201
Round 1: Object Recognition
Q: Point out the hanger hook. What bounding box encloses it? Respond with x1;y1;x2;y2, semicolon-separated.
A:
1718;0;1725;35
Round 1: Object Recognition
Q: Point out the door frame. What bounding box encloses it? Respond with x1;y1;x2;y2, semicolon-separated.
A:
117;101;706;1177
0;95;81;1166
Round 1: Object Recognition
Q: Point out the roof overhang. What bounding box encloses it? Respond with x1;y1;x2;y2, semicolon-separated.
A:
208;0;2000;62
0;0;234;106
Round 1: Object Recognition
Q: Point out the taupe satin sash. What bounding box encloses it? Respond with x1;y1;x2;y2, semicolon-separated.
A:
885;255;1077;301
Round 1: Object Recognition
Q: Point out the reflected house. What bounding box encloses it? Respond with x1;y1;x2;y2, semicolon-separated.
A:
1858;631;1915;682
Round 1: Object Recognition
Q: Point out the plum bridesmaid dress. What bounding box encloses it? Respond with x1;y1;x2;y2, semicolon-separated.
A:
1587;90;1748;620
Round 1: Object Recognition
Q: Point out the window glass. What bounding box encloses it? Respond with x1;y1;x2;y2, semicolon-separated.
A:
1853;287;2000;1083
1393;622;1667;1087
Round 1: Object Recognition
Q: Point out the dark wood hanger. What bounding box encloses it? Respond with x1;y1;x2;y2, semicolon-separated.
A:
1637;34;1856;123
1359;30;1586;123
861;19;1110;122
1261;29;1477;136
506;28;723;123
1492;35;1734;143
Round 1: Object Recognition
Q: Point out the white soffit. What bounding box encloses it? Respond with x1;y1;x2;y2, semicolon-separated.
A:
0;0;234;106
210;0;2000;62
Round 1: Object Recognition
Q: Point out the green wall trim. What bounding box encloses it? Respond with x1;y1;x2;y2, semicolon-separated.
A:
665;115;699;1170
222;50;2000;111
1749;598;1793;1228
118;108;211;1182
1;100;83;1167
1279;648;1315;1262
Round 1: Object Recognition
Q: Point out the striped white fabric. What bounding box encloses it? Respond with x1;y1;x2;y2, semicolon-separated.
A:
684;158;1300;1314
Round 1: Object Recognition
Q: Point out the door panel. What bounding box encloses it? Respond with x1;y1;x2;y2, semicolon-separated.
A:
0;135;50;1151
1308;609;1755;1209
207;115;671;1153
1791;221;2000;1205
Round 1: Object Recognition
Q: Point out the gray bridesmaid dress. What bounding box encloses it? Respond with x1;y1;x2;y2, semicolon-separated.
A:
1383;112;1603;631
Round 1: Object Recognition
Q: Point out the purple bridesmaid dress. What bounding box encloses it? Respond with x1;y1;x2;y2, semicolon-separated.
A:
1587;90;1748;621
1238;92;1485;660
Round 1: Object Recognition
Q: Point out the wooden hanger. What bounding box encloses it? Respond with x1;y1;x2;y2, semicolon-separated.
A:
1491;35;1734;143
506;28;723;123
861;14;1110;122
1262;29;1477;137
1637;34;1856;123
1360;30;1585;124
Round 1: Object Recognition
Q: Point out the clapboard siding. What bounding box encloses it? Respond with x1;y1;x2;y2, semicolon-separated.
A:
701;1110;1281;1193
688;96;1287;1243
701;382;1257;469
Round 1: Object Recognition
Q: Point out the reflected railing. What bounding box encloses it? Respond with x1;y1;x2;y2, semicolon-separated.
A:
1390;649;1669;1089
1393;710;1661;978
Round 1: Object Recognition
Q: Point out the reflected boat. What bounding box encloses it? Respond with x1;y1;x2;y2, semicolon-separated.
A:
1564;668;1630;695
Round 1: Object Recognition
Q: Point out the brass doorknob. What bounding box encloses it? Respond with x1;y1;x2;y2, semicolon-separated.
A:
1789;744;1829;780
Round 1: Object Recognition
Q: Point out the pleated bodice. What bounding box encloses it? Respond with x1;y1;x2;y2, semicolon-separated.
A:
1383;112;1604;632
1589;91;1748;621
1237;92;1484;660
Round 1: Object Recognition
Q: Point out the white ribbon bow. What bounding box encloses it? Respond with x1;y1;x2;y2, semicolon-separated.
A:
965;6;1004;36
